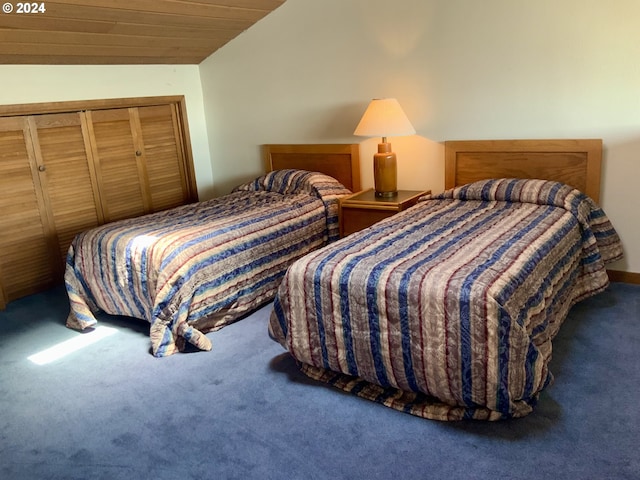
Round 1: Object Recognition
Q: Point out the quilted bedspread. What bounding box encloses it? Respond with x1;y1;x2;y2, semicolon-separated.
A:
65;170;351;357
269;179;623;420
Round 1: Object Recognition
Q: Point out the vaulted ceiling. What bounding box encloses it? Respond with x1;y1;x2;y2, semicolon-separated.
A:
0;0;286;65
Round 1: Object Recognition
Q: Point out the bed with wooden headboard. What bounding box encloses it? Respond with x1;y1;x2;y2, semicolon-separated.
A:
268;138;623;422
65;144;361;357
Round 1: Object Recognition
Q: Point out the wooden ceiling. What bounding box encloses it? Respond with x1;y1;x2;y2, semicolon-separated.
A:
0;0;286;65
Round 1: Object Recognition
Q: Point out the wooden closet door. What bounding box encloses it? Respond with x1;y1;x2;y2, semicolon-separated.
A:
29;113;104;269
136;104;191;211
88;104;194;222
0;117;58;303
0;95;198;309
86;108;148;222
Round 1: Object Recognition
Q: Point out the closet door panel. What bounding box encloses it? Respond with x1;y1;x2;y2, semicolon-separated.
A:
137;104;190;211
30;113;103;267
0;117;57;301
88;109;146;222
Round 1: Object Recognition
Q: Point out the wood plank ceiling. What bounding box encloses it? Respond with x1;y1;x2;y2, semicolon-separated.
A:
0;0;286;64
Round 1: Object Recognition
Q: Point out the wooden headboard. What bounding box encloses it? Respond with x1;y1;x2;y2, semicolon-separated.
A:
444;139;602;203
263;144;361;192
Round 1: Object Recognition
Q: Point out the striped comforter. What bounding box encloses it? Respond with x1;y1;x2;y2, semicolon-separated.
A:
65;170;351;357
269;179;623;420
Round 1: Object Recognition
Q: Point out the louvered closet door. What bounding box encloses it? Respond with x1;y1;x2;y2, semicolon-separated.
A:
136;104;191;211
86;108;148;222
0;117;58;303
29;113;103;269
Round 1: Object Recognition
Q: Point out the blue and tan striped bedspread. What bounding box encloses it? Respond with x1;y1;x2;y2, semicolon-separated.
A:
65;170;351;357
269;179;623;420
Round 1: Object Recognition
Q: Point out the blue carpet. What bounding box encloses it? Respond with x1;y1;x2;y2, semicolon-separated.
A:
0;282;638;480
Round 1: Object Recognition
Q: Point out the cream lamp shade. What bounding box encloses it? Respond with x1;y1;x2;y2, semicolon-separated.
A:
354;98;415;197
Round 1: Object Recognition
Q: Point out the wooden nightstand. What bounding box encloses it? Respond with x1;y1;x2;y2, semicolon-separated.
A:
339;188;431;237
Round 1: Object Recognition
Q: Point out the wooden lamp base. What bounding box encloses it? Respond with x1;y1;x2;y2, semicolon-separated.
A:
374;142;397;197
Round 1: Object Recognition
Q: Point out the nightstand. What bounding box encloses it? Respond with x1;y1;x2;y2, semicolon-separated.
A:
339;188;431;237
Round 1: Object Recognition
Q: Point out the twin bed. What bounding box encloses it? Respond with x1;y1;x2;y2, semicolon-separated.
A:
268;139;622;420
65;139;622;421
65;144;360;356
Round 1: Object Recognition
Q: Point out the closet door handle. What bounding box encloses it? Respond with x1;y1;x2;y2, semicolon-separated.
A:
135;150;142;156
38;165;46;172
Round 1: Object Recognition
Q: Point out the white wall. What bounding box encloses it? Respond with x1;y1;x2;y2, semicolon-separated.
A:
199;0;640;273
0;65;214;199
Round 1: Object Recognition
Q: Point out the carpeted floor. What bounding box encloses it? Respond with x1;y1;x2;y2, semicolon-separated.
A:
0;282;638;480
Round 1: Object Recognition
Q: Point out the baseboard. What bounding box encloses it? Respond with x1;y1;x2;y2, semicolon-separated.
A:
607;269;640;284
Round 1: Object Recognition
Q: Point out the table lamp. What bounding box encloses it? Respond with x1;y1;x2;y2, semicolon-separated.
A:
353;98;416;197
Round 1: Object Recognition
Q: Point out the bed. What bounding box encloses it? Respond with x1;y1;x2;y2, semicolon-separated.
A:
268;139;623;421
65;144;361;357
